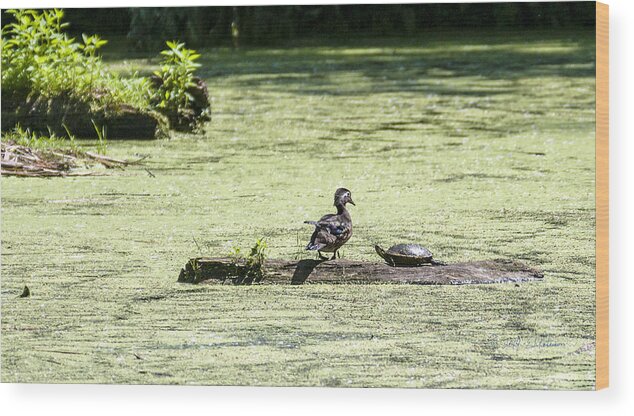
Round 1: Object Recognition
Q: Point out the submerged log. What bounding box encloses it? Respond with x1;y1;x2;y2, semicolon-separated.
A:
178;257;544;285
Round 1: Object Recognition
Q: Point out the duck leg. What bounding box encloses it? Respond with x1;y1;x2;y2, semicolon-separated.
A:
330;251;338;260
318;251;328;260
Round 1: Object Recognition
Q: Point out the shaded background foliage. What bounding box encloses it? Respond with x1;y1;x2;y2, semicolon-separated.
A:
49;2;596;49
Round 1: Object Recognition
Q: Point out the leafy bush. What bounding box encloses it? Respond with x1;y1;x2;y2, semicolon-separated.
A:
1;9;209;139
150;41;209;129
1;9;147;109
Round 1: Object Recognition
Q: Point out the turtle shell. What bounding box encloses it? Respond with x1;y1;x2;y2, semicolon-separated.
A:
375;244;433;266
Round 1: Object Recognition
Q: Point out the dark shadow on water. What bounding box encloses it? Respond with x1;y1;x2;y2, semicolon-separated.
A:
291;259;326;285
198;31;595;99
208;48;594;93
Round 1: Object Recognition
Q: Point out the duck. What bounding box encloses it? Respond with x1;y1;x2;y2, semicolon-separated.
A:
304;188;355;260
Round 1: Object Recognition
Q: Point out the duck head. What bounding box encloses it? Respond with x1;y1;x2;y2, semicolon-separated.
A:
334;188;355;207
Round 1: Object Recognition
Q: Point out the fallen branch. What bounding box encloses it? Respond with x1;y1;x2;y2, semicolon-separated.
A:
1;169;105;177
1;141;139;177
84;151;147;165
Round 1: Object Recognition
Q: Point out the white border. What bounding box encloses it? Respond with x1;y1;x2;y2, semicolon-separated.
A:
1;1;633;415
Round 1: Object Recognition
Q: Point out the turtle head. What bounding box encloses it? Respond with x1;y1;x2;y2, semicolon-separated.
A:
334;188;355;207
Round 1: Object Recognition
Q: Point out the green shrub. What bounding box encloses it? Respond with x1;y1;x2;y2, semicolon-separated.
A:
1;9;148;109
151;41;203;120
1;9;209;139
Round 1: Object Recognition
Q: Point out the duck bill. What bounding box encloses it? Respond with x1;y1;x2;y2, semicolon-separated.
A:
348;199;356;206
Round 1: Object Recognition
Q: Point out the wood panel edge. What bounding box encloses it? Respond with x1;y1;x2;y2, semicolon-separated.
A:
595;1;609;391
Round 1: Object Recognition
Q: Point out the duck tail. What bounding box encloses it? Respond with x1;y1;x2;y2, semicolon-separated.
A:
304;220;319;227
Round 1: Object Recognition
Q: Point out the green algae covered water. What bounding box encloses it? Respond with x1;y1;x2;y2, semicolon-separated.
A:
1;31;597;388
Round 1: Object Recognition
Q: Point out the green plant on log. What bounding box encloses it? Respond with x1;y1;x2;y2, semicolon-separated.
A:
228;245;242;263
227;238;268;281
246;238;268;276
151;41;202;119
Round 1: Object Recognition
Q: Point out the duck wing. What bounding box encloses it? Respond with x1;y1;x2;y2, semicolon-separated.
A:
304;214;348;236
318;213;336;222
305;213;352;250
306;227;337;251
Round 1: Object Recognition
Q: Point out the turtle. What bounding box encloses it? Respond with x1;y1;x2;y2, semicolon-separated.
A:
375;244;445;267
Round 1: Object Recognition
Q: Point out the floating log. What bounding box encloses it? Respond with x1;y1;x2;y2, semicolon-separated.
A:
178;257;544;285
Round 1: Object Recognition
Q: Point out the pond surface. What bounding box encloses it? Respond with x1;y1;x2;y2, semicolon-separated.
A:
1;31;596;388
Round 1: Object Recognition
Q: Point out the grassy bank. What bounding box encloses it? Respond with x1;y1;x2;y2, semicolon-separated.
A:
1;30;596;388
